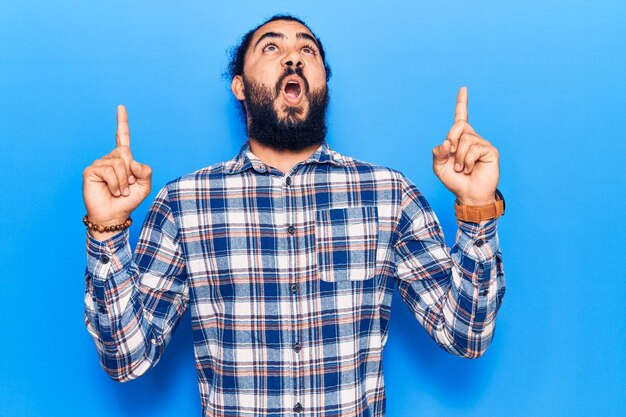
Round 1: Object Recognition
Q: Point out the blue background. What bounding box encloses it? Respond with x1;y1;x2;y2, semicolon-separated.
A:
1;1;625;416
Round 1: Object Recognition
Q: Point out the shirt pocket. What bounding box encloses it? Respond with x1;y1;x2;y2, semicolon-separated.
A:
315;206;379;282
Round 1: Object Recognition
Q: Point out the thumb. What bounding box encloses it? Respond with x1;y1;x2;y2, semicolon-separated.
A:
432;141;450;166
130;160;152;180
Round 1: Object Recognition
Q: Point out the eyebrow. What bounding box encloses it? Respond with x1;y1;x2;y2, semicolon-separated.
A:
296;32;319;47
253;31;320;50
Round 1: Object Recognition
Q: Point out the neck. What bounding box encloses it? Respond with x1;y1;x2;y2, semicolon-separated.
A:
248;138;322;174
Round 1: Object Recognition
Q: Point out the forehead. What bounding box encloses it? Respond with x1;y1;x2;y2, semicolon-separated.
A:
249;20;314;48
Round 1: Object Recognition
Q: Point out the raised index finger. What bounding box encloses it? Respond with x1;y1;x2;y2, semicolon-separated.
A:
454;86;468;123
116;105;130;148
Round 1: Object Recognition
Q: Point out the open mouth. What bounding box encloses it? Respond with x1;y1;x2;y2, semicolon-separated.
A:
284;81;302;98
282;79;303;103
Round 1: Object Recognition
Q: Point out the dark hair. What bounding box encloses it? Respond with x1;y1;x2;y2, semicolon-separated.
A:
226;14;332;83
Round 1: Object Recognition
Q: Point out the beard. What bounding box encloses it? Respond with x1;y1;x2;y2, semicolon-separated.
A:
242;68;329;152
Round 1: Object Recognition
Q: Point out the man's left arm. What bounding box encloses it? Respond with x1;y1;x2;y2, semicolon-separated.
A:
393;86;506;358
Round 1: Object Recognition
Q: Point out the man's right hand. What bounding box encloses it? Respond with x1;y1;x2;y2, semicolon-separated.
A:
83;105;152;240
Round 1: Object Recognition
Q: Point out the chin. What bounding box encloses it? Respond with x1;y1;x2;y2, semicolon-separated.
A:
277;104;308;124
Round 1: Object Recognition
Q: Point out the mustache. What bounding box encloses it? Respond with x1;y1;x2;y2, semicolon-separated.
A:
274;67;310;98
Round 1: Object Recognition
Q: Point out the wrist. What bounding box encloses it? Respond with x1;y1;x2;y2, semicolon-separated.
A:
455;193;497;206
86;213;130;227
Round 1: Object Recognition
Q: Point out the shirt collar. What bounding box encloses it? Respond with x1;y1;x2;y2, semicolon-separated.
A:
224;141;347;175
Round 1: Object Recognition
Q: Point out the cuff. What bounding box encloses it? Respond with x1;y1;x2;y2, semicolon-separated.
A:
86;229;132;282
456;218;499;265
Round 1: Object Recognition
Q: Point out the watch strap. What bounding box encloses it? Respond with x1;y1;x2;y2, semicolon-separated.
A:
454;190;505;223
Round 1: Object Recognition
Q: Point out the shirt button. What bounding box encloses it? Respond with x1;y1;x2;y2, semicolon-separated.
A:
293;343;301;353
290;284;298;294
98;305;106;314
100;255;110;264
293;403;303;413
475;239;485;247
287;225;295;235
285;176;292;185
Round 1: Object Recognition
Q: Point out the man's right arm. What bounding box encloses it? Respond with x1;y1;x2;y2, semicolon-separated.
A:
82;105;188;381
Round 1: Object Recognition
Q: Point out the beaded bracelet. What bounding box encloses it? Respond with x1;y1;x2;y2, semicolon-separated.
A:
83;215;132;233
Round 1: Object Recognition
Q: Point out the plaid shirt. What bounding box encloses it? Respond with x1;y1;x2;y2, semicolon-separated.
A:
84;141;505;417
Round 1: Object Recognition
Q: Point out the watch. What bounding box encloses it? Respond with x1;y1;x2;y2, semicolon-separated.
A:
454;189;505;223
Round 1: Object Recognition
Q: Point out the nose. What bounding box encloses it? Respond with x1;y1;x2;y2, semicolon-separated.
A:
281;49;304;69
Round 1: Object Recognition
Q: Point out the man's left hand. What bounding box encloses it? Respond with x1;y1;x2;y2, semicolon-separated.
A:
432;87;499;206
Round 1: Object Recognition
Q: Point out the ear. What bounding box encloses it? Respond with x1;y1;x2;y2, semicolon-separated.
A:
231;75;246;101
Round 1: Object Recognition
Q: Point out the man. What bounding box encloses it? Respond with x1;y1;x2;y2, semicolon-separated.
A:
83;14;506;417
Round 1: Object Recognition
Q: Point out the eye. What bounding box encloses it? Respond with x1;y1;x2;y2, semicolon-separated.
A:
262;42;278;52
301;44;318;55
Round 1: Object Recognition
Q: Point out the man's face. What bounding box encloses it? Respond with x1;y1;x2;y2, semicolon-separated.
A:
232;20;330;151
241;20;327;121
